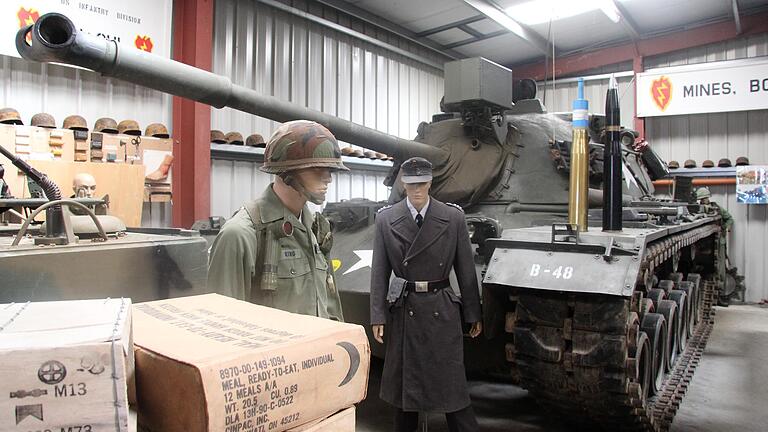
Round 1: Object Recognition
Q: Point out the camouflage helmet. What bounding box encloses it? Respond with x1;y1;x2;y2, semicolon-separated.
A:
696;187;711;200
736;156;750;166
63;115;88;131
340;146;354;156
210;129;227;144
260;120;348;174
683;159;697;168
667;160;679;169
145;123;169;138
0;107;23;125
118;119;141;136
702;159;715;168
246;133;265;147
717;158;732;167
94;117;118;133
31;113;56;128
225;131;244;145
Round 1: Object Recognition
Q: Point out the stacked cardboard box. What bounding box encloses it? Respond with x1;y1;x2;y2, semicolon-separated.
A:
131;294;369;432
0;298;134;431
288;406;355;431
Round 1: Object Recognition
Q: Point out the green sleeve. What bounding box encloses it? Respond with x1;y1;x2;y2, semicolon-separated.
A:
720;207;734;231
207;214;259;301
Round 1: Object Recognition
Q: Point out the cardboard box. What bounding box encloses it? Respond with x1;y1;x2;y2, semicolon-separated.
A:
132;294;370;432
0;298;134;431
288;406;355;432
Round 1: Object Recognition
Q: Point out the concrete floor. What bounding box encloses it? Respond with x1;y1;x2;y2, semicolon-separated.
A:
357;305;768;432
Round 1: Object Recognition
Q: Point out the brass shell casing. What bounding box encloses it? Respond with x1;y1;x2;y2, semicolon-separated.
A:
568;128;590;231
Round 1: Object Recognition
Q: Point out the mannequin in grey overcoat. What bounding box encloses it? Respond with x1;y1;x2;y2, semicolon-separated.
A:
370;157;482;432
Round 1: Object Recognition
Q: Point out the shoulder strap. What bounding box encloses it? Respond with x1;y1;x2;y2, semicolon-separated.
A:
243;201;268;296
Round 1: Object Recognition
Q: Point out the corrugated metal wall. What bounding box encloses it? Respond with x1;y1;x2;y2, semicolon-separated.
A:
645;34;768;303
209;0;444;217
538;73;635;127
0;55;171;133
536;33;768;302
210;157;390;217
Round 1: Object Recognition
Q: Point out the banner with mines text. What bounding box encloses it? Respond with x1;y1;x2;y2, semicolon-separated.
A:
1;0;172;60
637;57;768;117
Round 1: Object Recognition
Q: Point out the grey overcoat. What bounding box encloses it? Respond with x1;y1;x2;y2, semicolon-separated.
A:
370;197;482;413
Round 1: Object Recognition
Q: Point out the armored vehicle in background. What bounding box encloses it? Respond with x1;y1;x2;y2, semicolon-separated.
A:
17;13;726;431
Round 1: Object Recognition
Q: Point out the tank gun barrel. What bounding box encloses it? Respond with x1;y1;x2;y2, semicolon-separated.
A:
16;13;444;162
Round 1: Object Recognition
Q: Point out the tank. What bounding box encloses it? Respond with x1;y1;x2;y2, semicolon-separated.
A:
16;14;728;431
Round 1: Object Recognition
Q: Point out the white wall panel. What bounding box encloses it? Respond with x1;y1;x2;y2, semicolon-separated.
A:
212;0;443;145
210;0;442;214
0;55;171;133
210;158;390;217
536;75;635;127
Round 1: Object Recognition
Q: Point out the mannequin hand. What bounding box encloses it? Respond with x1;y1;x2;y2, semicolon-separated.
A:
469;321;482;338
372;324;384;343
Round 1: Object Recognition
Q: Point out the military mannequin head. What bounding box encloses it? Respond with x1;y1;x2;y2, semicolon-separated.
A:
73;173;97;198
696;187;711;205
400;157;434;211
261;120;347;207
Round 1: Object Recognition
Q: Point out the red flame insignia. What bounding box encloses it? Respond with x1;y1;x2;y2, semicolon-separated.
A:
17;7;41;44
135;35;154;53
651;76;673;111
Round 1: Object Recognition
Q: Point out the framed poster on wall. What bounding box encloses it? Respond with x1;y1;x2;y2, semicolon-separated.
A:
736;166;768;204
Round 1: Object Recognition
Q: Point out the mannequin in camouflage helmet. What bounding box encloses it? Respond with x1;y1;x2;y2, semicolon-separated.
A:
207;120;349;320
696;186;733;288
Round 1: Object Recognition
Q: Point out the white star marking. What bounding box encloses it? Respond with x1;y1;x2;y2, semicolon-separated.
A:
622;163;638;189
343;250;373;275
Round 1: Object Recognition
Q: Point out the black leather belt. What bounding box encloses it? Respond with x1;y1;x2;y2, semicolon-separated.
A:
405;279;450;293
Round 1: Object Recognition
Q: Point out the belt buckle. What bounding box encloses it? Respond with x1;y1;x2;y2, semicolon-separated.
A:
415;281;428;293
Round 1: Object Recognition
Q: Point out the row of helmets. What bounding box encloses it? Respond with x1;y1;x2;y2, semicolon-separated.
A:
668;157;751;169
210;129;393;161
0;107;169;138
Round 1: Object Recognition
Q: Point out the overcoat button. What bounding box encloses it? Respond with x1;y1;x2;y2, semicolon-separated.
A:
408;310;414;317
290;269;296;275
404;261;409;266
439;262;443;267
433;312;439;317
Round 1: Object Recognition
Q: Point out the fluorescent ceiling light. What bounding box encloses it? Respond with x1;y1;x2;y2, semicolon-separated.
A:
506;0;629;25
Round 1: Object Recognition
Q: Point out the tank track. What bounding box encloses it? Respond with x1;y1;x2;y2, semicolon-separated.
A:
503;223;721;431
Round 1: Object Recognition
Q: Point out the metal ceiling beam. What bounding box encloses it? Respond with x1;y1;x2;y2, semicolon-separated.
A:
416;15;486;37
732;0;742;34
511;10;768;81
462;0;552;55
255;0;445;70
312;0;462;60
458;24;484;39
444;30;508;49
613;1;641;41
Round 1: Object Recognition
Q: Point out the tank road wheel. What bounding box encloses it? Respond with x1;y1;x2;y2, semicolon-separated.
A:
640;313;668;395
646;288;665;310
657;279;675;294
687;273;703;324
671;251;681;272
628;331;652;408
656;299;679;370
668;272;684;286
668;290;688;353
678;281;697;338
